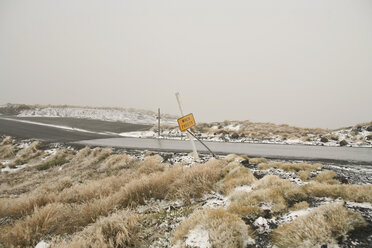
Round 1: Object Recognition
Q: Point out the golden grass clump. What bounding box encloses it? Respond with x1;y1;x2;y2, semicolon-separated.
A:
258;162;323;172
173;208;254;248
1;196;121;247
167;159;224;203
219;162;257;194
36;149;73;171
272;203;367;248
136;154;166;175
224;154;246;163
289;201;309;211
227;203;265;221
52;210;139;248
87;147;112;165
98;153;135;172
0;203;70;247
12;141;43;165
315;170;339;184
0;136;17;159
229;175;307;215
115;159;225;207
71;146;91;162
0;190;55;218
297;170;311;181
303;183;372;203
249;157;267;164
57;173;133;204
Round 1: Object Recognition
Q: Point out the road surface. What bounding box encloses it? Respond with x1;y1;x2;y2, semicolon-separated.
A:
78;137;372;164
0;117;120;142
1;116;371;164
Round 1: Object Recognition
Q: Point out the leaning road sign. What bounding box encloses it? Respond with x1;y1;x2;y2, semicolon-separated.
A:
177;113;196;132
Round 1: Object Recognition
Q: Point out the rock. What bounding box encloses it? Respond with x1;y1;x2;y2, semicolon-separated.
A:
230;132;239;139
366;135;372;140
320;137;328;143
354;125;363;132
240;133;246;138
339;140;348;146
253;217;270;234
367;126;372;132
240;159;249;166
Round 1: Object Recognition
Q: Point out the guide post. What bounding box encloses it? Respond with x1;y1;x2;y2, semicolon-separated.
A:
175;93;199;160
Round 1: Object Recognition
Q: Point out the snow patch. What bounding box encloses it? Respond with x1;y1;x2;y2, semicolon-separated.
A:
35;240;49;248
184;226;211;248
253;217;271;234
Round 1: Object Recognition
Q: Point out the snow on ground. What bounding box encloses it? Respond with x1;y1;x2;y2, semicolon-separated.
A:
120;127;372;147
35;240;49;248
17;106;177;125
184;226;211;248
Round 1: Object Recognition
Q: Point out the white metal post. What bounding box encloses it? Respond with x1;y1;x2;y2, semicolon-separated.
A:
175;92;199;160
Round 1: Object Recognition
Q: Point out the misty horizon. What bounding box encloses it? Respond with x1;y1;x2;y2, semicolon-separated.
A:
1;0;371;129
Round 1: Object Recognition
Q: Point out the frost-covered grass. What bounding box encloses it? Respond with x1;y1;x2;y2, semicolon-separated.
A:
0;136;371;248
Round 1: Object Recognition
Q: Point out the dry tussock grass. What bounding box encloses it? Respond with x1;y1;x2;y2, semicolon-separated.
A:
71;146;91;162
0;203;70;247
57;174;131;204
36;149;74;171
272;203;367;248
227;203;265;222
52;210;139;248
219;162;256;194
289;201;309;211
11;141;44;165
167;159;224;202
0;192;55;219
258;162;323;172
136;155;166;175
173;208;254;248
297;170;311;181
315;170;339;184
195;120;328;140
304;183;372;202
98;153;135;172
0;136;17;159
229;175;307;215
248;157;267;164
116;159;224;207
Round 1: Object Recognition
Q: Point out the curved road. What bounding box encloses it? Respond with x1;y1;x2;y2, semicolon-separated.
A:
1;116;371;164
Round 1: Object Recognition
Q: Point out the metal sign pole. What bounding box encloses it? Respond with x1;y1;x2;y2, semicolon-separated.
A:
158;108;161;138
175;92;199;160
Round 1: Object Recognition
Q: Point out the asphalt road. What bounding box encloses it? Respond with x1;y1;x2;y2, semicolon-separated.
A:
0;117;120;142
78;137;372;164
1;116;371;164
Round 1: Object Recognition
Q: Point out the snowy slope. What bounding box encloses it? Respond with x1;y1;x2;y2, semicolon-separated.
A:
17;106;177;125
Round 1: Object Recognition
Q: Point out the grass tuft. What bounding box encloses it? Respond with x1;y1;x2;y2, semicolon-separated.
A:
272;203;367;248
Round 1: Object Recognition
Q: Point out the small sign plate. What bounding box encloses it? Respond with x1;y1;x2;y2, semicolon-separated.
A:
177;113;196;132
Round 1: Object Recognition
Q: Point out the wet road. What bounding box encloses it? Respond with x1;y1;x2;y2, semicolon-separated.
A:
77;137;372;164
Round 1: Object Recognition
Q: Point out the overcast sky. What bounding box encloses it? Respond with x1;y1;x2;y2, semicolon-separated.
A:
0;0;371;128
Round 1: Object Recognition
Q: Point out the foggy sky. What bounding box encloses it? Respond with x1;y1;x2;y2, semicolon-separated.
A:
1;0;371;129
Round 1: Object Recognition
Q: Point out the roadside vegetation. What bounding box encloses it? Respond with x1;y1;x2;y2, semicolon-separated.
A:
0;136;371;247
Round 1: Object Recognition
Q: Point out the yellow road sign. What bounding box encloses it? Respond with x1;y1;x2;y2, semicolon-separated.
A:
177;113;196;132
